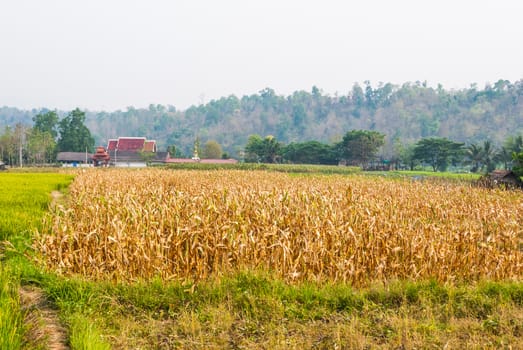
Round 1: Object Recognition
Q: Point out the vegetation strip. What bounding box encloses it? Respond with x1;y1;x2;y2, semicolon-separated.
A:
0;172;76;349
33;272;523;348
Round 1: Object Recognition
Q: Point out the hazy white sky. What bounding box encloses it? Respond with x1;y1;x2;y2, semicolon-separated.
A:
1;0;523;111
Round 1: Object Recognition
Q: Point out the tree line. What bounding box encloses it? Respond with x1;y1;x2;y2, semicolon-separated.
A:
1;80;523;172
1;105;522;176
243;130;523;176
2;79;523;159
0;109;93;166
98;80;523;158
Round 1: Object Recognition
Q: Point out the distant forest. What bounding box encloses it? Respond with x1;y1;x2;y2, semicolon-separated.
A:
2;80;523;158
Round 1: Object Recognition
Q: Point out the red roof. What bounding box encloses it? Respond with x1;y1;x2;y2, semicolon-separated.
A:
143;140;156;152
116;137;146;151
107;139;118;151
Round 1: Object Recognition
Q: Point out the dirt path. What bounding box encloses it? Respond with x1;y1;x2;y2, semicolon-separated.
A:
18;190;69;349
50;190;64;209
19;286;69;349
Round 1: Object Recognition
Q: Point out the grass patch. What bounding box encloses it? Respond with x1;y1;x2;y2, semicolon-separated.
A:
0;172;74;349
68;314;111;350
27;272;523;349
0;173;74;243
363;169;482;182
0;265;23;349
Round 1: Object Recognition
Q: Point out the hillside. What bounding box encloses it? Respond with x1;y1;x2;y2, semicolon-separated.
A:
2;80;523;157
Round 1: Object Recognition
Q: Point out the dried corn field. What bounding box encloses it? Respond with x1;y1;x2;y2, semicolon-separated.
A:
36;169;523;286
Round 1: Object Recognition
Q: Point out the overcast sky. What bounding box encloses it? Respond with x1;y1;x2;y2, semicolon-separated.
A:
1;0;523;111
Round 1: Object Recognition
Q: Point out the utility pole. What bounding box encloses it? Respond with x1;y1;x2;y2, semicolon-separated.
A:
19;136;22;167
18;124;24;168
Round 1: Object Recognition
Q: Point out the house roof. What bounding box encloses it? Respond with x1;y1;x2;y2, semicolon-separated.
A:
143;140;157;152
490;170;519;179
57;152;93;162
487;170;523;189
107;139;118;151
116;137;146;151
154;152;169;161
106;137;156;153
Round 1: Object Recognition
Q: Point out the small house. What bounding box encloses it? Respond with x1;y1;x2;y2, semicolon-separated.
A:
490;170;523;187
479;170;523;189
57;152;93;167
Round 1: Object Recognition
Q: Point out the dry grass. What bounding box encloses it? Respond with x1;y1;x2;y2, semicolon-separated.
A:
78;290;523;350
36;169;523;285
20;286;69;350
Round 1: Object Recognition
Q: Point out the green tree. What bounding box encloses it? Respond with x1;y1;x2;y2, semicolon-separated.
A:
27;129;56;164
244;134;263;162
245;134;282;163
292;104;307;128
33;110;59;139
513;151;523;177
495;135;523;170
167;145;185;158
10;123;30;167
259;88;278;111
139;150;156;165
465;141;496;173
465;143;483;173
0;126;16;165
413;137;464;172
400;144;418;171
281;141;337;165
481;140;496;172
495;146;513;170
57;108;95;152
393;141;417;170
337;130;385;167
505;135;523;154
351;83;365;108
202;140;223;159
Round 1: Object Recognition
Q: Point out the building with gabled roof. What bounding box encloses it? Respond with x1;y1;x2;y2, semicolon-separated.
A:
110;137;148;152
478;170;523;189
489;170;523;188
57;152;93;167
143;140;157;152
107;139;118;151
106;137;159;167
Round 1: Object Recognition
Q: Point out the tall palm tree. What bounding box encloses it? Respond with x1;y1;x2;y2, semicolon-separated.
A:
495;146;513;170
465;143;483;173
481;140;496;173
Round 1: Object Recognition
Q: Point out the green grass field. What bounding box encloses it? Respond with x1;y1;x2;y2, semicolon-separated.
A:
0;172;74;349
1;168;522;349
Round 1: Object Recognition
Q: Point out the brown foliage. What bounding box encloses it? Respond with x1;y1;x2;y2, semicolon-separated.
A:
36;169;523;286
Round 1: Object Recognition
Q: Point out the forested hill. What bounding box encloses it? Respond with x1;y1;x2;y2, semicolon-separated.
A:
2;80;523;158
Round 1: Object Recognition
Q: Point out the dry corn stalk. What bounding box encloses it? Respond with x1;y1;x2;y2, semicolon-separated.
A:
35;169;523;286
